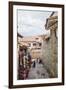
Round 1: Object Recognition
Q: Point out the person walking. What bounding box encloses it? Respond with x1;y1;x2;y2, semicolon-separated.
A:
33;61;36;68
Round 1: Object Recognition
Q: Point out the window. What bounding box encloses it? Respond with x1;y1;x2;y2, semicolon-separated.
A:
36;38;39;40
37;48;41;49
39;43;42;46
33;43;36;46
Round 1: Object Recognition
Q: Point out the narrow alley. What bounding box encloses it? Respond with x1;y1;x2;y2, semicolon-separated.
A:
17;11;58;80
27;60;49;79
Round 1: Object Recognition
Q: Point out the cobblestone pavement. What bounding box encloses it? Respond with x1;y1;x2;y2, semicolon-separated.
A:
28;61;49;79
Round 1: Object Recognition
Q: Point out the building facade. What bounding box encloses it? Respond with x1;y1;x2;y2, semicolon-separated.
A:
19;35;43;60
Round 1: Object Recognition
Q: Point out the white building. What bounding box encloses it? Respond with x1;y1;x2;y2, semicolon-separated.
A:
19;35;43;59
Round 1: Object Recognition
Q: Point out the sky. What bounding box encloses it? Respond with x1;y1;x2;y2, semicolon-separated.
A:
17;9;53;37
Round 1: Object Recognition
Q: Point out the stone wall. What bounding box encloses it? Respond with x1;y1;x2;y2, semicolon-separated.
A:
42;12;58;78
42;35;58;78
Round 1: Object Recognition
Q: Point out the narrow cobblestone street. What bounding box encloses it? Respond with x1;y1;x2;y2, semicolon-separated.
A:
27;60;49;79
17;11;58;80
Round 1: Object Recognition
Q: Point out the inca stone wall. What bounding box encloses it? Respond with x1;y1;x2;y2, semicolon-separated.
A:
42;12;58;78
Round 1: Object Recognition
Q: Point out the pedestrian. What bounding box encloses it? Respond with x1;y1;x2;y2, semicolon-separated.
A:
39;59;42;64
33;61;36;68
28;52;32;68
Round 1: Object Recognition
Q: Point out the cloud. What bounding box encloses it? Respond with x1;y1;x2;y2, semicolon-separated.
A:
18;10;52;36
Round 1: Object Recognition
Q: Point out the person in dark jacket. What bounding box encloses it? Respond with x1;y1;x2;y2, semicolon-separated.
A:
33;61;36;68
